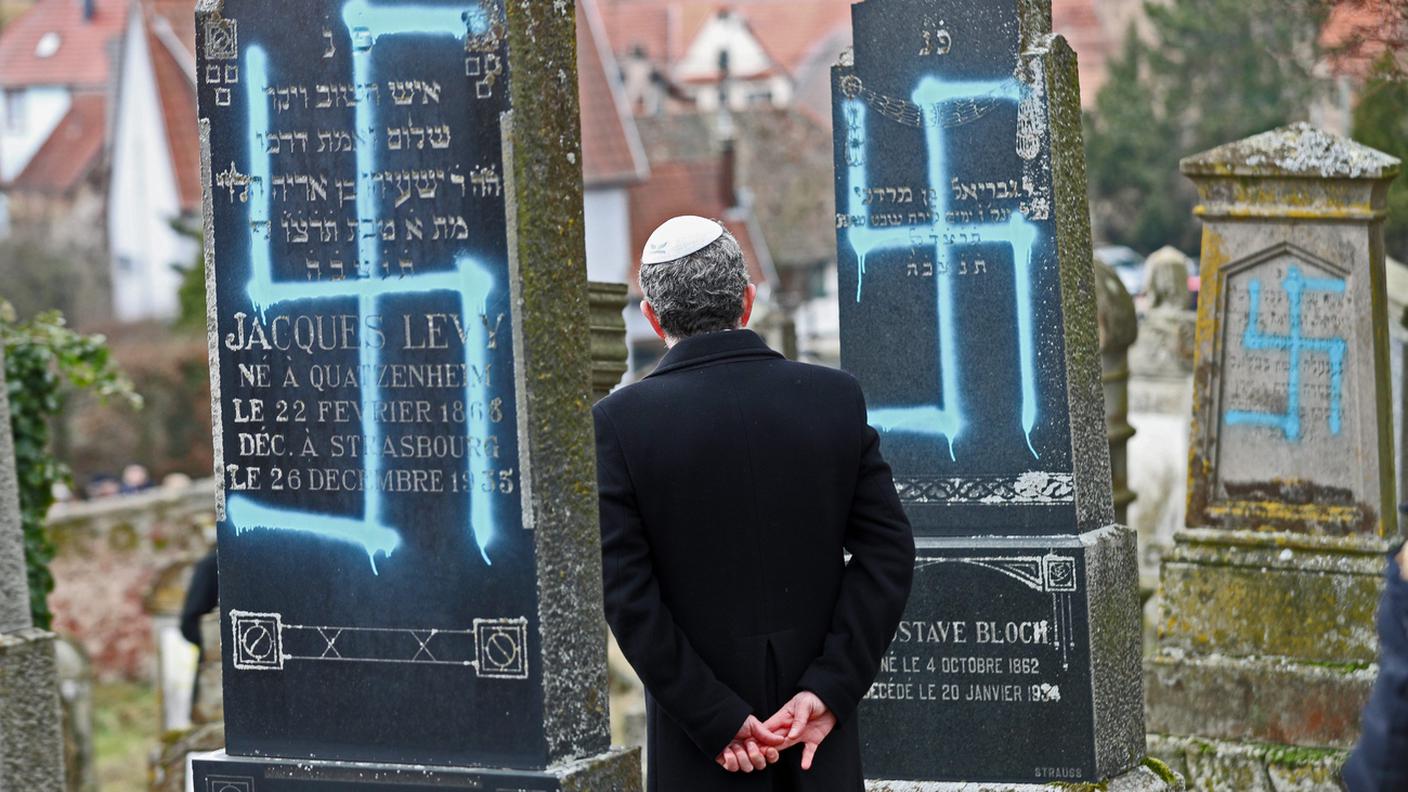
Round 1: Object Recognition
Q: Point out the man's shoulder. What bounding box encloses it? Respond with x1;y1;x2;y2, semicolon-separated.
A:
769;358;862;396
596;359;860;414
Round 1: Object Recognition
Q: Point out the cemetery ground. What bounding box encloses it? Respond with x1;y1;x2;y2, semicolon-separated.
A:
93;682;157;792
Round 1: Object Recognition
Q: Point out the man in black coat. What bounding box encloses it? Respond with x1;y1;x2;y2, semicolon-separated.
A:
595;216;916;791
1343;540;1408;791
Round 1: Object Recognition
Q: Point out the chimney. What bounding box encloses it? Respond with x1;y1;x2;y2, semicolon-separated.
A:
719;137;737;209
83;0;95;21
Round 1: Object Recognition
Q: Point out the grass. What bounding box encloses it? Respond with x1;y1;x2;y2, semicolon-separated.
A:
93;681;158;792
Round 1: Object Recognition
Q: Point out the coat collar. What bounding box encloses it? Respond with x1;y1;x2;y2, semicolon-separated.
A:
646;329;784;378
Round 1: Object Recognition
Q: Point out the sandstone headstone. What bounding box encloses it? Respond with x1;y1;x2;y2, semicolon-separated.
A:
189;1;639;788
1129;247;1195;387
0;347;67;790
831;1;1164;786
1127;246;1197;587
1146;123;1401;790
1094;256;1138;525
588;281;630;399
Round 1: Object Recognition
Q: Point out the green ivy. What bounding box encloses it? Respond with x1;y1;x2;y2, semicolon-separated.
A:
0;302;140;629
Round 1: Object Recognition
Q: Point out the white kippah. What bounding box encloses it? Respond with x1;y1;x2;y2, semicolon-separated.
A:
640;215;724;265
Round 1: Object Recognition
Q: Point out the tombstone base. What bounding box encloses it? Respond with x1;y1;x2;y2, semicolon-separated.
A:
190;747;642;791
1148;528;1383;751
1156;529;1386;663
860;527;1145;782
866;760;1184;791
1148;734;1342;792
0;628;66;791
1145;652;1373;749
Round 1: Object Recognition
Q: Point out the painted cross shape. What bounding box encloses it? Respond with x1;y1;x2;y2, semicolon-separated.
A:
1224;265;1347;442
841;74;1042;461
225;1;501;574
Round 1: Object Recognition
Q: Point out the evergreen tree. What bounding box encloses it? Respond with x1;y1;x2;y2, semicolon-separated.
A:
1084;0;1331;255
1351;54;1408;263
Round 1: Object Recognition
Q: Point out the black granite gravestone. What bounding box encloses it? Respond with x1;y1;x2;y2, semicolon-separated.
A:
190;1;638;789
832;0;1148;785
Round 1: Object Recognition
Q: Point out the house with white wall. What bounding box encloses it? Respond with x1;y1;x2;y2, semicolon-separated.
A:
578;0;650;286
106;0;198;322
0;0;124;322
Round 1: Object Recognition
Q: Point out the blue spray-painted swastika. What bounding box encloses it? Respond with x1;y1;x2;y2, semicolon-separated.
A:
843;75;1040;461
1224;266;1346;442
226;3;500;574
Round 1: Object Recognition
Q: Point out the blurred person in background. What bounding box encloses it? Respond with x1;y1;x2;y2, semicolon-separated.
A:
120;463;152;494
1343;540;1408;791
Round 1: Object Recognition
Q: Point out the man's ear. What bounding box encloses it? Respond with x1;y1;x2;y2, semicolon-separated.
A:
641;300;668;342
739;283;758;328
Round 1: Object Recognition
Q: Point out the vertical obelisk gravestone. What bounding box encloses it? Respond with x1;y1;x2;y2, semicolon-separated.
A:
0;348;67;791
1147;125;1400;788
190;1;640;789
833;1;1168;787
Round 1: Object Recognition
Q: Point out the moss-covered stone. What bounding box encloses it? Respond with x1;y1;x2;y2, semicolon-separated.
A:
1156;533;1384;663
500;3;640;786
1141;757;1178;787
1149;734;1346;792
1145;652;1372;749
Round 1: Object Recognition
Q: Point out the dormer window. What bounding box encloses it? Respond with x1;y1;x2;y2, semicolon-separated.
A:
34;32;61;58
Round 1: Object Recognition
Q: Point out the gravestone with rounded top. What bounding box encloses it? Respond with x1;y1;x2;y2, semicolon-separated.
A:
187;1;639;789
831;0;1168;788
1146;123;1401;790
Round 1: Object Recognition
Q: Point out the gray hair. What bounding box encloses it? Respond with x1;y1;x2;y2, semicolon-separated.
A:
639;226;749;339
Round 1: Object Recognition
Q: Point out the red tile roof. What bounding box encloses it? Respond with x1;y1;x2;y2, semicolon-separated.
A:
627;157;770;294
1321;0;1408;78
5;89;104;192
0;0;128;89
600;0;853;78
142;0;198;211
578;0;648;186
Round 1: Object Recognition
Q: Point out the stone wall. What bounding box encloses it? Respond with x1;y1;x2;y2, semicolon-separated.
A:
46;480;214;681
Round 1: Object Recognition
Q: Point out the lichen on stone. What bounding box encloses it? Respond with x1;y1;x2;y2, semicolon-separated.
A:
1182;122;1400;180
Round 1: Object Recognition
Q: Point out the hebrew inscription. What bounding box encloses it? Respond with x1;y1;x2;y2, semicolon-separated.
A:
199;0;548;766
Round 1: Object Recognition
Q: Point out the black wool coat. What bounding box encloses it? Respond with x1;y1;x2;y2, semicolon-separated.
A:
594;330;915;792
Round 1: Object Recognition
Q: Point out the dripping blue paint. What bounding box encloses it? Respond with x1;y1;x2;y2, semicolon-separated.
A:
841;76;1042;461
1224;266;1347;442
226;4;500;574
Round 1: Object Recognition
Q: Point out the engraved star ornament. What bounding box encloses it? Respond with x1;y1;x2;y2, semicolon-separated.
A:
641;215;724;265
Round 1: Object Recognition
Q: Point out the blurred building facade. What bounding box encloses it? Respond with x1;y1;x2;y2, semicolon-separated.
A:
0;0;121;321
107;0;198;322
1;0;1394;338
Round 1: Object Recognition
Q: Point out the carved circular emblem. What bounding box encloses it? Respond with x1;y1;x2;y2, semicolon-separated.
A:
484;629;520;671
840;74;863;100
238;623;275;662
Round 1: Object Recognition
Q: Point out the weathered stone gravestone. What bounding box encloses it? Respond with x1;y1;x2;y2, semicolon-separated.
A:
0;347;67;791
832;1;1170;787
1094;256;1138;526
1146;124;1401;789
190;1;639;788
1127;246;1197;586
